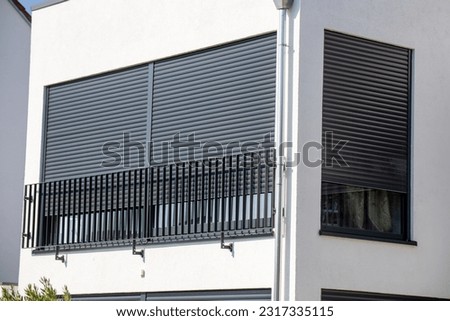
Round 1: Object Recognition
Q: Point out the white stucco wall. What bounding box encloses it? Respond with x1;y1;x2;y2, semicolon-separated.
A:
21;238;274;295
22;0;450;300
293;0;450;300
0;0;31;284
20;0;278;294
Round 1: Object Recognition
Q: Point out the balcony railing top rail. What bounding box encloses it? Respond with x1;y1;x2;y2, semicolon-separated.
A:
22;151;275;251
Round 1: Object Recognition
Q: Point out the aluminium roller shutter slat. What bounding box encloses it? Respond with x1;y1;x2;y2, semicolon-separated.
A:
44;34;276;183
44;65;149;181
151;33;277;164
322;31;410;193
48;68;149;93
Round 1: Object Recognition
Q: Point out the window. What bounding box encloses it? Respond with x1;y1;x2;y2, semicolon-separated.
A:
321;30;411;241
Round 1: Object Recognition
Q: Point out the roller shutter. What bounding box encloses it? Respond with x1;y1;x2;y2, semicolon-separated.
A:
44;65;150;181
322;30;410;193
43;33;276;181
151;33;276;164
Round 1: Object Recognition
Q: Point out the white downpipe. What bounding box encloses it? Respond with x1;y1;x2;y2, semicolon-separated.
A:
273;7;288;301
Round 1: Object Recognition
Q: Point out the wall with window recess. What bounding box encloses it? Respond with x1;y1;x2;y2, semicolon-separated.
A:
293;0;450;300
20;0;277;294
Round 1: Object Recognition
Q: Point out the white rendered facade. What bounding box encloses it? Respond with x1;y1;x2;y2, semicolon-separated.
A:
20;0;450;300
0;0;31;284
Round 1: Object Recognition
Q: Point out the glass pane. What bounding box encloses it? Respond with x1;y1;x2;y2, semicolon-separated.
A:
321;182;405;235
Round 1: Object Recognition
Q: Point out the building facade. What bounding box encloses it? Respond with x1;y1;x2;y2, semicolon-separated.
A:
0;0;31;285
19;0;450;300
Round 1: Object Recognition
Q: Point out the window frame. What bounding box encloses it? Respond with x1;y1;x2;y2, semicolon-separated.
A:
319;30;415;244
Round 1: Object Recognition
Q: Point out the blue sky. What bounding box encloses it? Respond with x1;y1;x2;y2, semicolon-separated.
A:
19;0;46;13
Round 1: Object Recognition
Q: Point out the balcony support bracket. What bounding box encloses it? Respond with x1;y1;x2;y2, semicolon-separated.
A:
55;246;65;263
220;232;234;253
132;240;145;259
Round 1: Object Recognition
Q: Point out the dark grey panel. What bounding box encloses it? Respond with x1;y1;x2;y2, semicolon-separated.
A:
72;293;142;301
151;33;276;165
145;288;272;301
322;30;410;193
44;65;150;181
321;289;448;301
71;288;271;301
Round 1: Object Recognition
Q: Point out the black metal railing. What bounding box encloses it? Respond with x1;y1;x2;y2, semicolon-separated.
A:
22;151;275;250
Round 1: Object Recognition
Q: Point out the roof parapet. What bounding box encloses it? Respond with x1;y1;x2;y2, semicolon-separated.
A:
31;0;68;12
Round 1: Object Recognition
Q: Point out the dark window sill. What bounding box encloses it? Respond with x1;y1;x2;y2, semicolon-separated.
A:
319;230;417;246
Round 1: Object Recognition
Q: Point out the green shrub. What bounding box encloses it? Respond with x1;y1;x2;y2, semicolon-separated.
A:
0;277;70;301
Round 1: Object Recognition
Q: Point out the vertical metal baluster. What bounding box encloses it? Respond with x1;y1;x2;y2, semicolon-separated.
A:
66;179;72;244
155;167;160;237
121;171;126;240
49;182;56;245
22;185;31;248
114;172;123;241
36;183;45;247
107;174;112;240
201;161;206;233
207;160;212;233
149;167;154;238
214;159;219;233
194;162;198;234
272;161;276;228
104;173;109;241
256;153;261;229
181;163;185;235
187;162;192;235
235;154;240;231
133;170;138;238
77;178;82;244
249;153;254;229
22;186;28;248
221;157;226;232
228;156;233;231
143;169;148;238
87;177;92;243
82;177;87;243
127;171;131;239
68;180;72;244
27;185;35;248
69;180;74;244
174;165;179;236
99;175;104;242
54;181;60;245
138;169;143;239
70;179;75;244
242;155;247;231
162;166;166;236
60;181;65;245
109;173;114;241
168;164;173;236
45;183;51;246
93;176;98;242
31;184;37;247
264;153;269;227
52;181;57;245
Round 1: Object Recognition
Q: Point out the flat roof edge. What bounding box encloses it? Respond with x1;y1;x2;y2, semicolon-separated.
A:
8;0;31;23
31;0;68;12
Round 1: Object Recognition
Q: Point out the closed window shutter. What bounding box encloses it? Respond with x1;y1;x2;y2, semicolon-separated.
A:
151;33;276;164
43;33;276;181
322;30;410;193
44;65;149;181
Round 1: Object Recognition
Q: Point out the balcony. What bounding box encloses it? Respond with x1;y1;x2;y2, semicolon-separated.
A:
21;151;275;251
